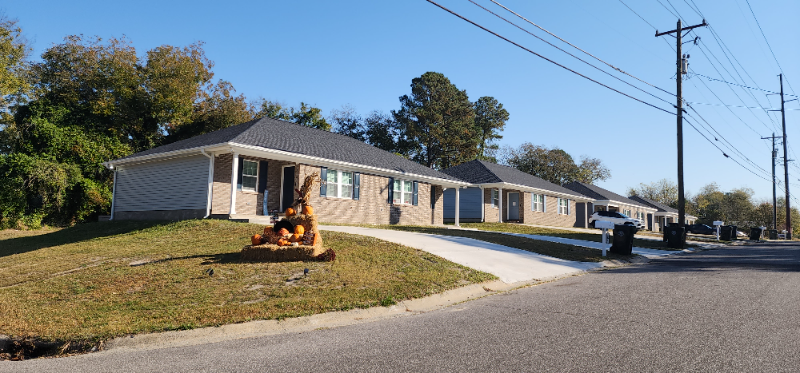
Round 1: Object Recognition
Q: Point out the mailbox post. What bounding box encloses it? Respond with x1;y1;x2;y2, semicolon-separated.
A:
595;221;615;256
713;220;724;241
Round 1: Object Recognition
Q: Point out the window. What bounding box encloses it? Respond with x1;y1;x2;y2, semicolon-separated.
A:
623;209;632;217
241;160;258;192
393;179;413;205
326;170;353;198
532;194;544;212
491;189;499;208
636;212;645;220
558;198;569;215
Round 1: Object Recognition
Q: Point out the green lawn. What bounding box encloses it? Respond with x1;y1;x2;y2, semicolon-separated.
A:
359;225;636;262
458;223;691;251
0;220;494;345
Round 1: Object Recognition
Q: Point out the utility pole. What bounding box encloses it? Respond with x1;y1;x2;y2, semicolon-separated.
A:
780;74;791;239
762;133;781;230
656;19;707;234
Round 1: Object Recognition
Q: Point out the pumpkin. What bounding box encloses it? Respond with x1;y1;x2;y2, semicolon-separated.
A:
278;228;290;237
285;207;296;217
277;238;290;246
302;205;314;216
290;233;303;242
251;234;262;246
294;225;305;235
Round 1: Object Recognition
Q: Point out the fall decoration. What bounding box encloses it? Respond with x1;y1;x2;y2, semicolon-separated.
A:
285;207;296;217
250;234;263;246
294;225;305;236
302;205;314;216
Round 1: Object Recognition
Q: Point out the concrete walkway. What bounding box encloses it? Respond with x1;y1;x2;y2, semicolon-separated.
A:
491;231;679;259
320;225;603;284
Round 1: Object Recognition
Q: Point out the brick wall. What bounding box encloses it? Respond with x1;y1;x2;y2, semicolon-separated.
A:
298;164;442;225
211;153;296;216
483;188;500;223
520;192;578;228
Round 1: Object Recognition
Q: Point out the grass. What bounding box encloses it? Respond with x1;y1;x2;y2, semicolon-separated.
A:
0;220;494;343
355;225;636;262
458;222;692;251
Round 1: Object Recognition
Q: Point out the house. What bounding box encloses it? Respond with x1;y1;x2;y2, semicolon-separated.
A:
103;117;470;225
628;195;697;231
441;160;594;228
563;181;658;230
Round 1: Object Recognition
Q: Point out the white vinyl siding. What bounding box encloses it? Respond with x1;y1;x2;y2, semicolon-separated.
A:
326;170;353;199
115;155;209;212
558;198;570;215
241;160;258;192
532;193;544;212
393;179;413;205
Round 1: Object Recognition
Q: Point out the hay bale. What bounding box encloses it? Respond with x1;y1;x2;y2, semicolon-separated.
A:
287;213;322;247
240;243;327;262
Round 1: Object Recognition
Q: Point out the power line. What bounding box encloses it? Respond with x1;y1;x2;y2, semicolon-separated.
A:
423;0;676;115
487;0;677;98
690;68;768;137
467;0;675;107
742;0;798;97
685;101;799;111
616;0;677;52
692;72;798;97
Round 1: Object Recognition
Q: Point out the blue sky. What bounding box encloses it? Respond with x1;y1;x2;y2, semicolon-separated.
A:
3;0;798;203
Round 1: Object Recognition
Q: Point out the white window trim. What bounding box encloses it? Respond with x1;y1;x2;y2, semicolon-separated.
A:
532;193;544;212
558;198;570;215
326;169;354;199
393;179;413;205
491;189;499;209
241;159;258;192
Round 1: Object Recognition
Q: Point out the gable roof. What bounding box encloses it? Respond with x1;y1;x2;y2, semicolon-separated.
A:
441;160;591;200
628;195;678;213
563;181;652;209
108;117;463;184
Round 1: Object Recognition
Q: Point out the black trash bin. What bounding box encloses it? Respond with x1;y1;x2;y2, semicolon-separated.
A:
663;222;679;242
730;225;738;241
665;225;685;248
749;227;764;241
610;224;637;255
769;229;778;240
720;226;732;241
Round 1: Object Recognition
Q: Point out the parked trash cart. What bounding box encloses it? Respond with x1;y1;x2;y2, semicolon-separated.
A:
665;225;685;249
720;226;733;241
769;229;778;240
749;227;764;241
731;225;738;241
610;224;637;255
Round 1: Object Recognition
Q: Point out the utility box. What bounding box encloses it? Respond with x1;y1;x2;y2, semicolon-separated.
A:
610;224;637;255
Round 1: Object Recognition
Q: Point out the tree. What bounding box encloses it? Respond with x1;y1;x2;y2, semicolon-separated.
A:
0;15;31;133
170;80;252;142
500;143;610;185
330;104;365;141
253;99;330;130
393;72;477;169
472;96;508;162
627;179;679;207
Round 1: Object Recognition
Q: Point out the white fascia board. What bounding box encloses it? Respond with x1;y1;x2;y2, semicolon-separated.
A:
103;144;229;169
229;142;470;188
479;182;594;202
596;199;657;213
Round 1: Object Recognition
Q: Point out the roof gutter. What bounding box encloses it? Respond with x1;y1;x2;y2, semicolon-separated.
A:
592;199;658;213
479;182;594;202
200;148;214;218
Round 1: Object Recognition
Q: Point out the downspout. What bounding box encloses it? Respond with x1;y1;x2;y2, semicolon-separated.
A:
201;148;214;218
110;166;117;221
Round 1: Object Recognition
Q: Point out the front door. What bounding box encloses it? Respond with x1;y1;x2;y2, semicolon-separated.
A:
281;166;295;212
508;192;519;220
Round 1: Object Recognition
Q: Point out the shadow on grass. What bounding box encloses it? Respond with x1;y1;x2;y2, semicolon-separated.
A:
0;221;170;258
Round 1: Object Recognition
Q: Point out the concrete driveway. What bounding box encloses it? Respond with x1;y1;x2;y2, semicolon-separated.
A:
320;225;603;284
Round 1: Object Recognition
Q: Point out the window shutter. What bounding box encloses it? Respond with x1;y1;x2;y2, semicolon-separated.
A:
543;195;547;213
236;157;244;191
353;172;360;200
412;181;419;206
431;186;436;209
388;177;394;204
319;167;327;196
258;161;268;193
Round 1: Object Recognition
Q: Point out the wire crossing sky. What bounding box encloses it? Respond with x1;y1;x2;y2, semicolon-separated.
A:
3;0;798;202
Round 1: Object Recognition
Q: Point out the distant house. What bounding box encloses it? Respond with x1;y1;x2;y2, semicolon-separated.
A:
103;117;469;225
628;195;697;231
441;160;594;228
563;182;658;230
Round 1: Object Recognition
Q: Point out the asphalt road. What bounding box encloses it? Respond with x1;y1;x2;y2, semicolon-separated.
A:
4;242;800;372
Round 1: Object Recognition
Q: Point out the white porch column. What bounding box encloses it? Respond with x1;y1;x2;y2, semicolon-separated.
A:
480;187;485;222
229;152;239;216
110;169;117;221
498;187;503;223
454;187;460;227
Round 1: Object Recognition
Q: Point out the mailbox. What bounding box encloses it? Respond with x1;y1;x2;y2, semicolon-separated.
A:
713;221;724;226
594;221;615;229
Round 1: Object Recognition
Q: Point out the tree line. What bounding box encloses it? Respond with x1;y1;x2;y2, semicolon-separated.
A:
629;179;800;234
0;18;610;228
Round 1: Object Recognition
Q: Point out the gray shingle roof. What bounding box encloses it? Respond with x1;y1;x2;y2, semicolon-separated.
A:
628;195;678;213
441;160;589;197
113;117;461;182
563;181;651;209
